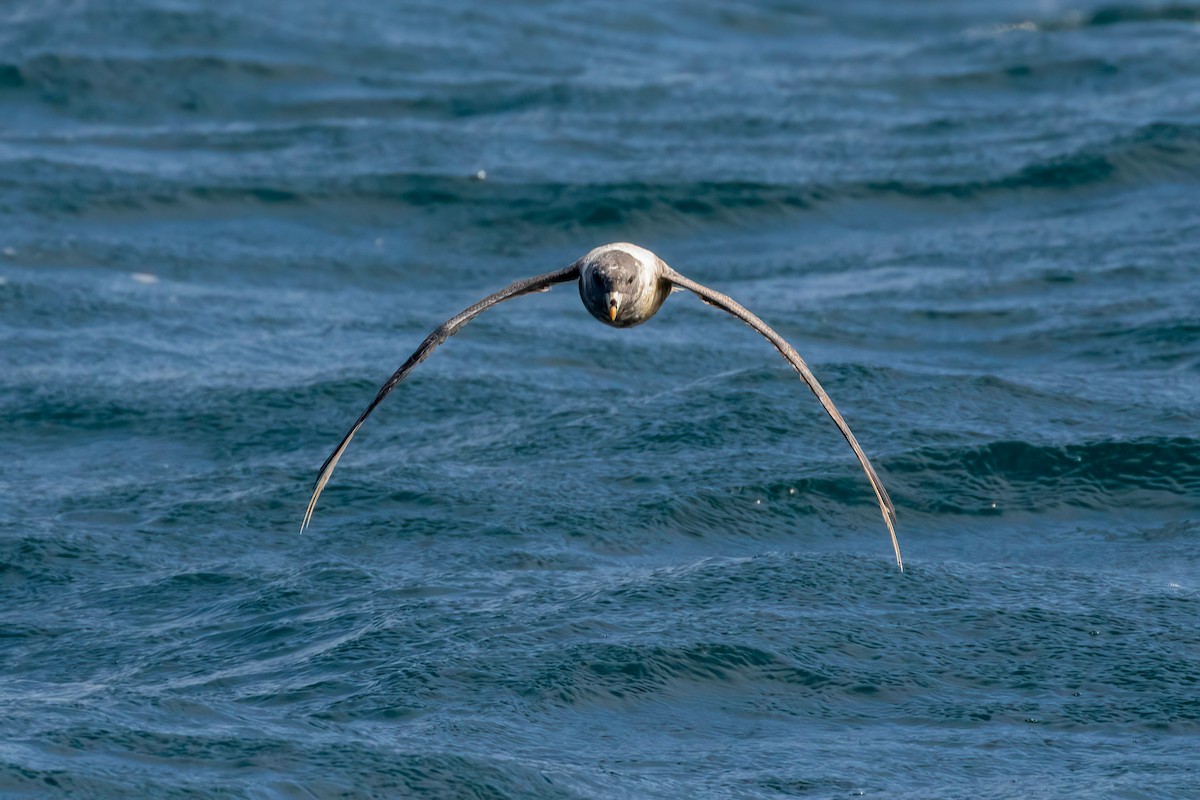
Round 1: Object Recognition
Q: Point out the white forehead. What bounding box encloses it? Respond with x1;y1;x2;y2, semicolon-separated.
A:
585;242;657;266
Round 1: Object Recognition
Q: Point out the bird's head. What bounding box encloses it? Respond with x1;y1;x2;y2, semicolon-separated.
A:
578;243;670;328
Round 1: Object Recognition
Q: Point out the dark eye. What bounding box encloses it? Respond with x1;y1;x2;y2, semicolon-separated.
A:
592;272;603;286
624;276;634;286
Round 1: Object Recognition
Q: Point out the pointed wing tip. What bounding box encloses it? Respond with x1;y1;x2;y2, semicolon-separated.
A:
300;481;325;534
298;426;360;536
301;484;325;529
881;505;903;572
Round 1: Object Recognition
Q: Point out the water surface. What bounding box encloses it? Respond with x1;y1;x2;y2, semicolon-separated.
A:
2;1;1199;797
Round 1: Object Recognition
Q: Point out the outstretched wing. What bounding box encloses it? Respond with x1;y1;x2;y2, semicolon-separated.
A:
301;263;582;531
664;267;903;571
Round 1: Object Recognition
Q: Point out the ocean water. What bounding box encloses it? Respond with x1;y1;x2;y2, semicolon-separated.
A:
2;0;1199;797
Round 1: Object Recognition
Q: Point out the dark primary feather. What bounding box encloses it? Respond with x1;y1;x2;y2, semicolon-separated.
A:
300;262;581;531
663;267;903;571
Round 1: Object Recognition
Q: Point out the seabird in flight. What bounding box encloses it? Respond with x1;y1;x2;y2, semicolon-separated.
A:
302;242;903;570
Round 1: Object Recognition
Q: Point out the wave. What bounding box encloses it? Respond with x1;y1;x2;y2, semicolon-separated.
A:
3;122;1195;228
871;122;1200;196
9;357;1194;523
889;436;1200;515
6;51;317;90
525;640;836;708
650;434;1200;532
1;730;577;799
1063;4;1200;28
968;5;1200;36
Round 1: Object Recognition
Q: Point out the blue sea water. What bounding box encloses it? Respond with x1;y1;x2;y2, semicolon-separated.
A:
2;0;1199;797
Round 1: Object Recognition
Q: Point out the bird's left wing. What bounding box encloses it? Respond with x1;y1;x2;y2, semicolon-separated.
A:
301;262;581;531
663;266;903;571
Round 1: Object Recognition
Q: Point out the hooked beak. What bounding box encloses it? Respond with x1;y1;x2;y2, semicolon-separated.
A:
606;292;620;322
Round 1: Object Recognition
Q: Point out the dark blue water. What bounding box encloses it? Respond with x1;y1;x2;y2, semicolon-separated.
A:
3;1;1199;797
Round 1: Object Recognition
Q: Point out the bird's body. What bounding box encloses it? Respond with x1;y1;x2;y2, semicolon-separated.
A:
577;242;671;327
302;243;904;570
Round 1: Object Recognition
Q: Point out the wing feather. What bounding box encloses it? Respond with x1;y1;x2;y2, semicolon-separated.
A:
301;263;581;531
664;267;903;570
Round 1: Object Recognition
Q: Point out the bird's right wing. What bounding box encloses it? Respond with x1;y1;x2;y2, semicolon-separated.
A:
664;266;902;571
301;262;581;531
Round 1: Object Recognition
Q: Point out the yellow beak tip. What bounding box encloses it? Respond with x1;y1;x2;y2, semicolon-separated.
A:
609;306;617;322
